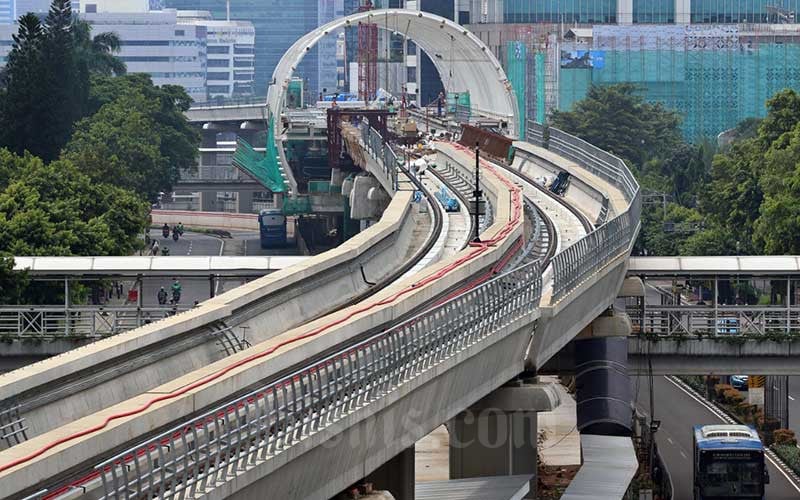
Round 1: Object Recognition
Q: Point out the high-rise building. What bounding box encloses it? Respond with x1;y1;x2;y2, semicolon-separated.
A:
177;10;256;99
0;0;15;24
464;0;800;139
165;0;320;97
82;6;208;102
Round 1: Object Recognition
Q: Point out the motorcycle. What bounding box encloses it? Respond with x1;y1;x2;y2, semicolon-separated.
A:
172;230;179;242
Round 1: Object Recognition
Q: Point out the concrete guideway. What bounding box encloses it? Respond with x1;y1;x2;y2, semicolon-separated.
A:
267;8;520;196
0;187;434;452
0;124;643;498
0;136;528;498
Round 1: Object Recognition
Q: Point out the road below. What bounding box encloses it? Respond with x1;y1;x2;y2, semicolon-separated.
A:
634;375;800;500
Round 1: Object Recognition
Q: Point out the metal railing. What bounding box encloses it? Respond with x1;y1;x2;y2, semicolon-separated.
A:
632;306;800;336
90;261;542;499
178;166;241;181
361;123;399;192
0;306;191;338
527;121;641;303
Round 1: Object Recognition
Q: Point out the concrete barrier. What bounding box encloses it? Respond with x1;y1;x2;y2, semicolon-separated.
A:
0;142;524;495
151;209;259;231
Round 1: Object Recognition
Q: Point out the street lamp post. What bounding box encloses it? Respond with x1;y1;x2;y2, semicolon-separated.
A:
473;141;482;243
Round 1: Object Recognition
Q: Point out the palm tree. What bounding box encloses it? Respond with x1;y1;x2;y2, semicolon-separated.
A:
72;19;126;76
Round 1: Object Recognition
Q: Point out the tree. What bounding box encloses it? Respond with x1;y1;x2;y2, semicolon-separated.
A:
39;0;86;160
0;13;46;157
549;83;682;167
72;19;126;77
64;93;170;201
0;1;87;161
753;123;800;254
0;150;149;257
87;74;200;186
0;256;27;304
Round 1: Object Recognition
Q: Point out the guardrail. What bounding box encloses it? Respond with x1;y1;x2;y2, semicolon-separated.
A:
631;306;800;336
527;121;641;303
0;306;190;338
361;123;399;192
91;260;541;499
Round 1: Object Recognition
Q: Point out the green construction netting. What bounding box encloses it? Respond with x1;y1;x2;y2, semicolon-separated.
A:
506;41;527;136
282;196;312;216
231;118;287;193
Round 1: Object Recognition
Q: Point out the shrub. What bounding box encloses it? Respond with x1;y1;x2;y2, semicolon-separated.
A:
773;444;800;475
723;388;744;405
774;429;797;446
714;383;733;398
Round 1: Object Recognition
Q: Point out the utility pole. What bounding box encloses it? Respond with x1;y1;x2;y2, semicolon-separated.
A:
473;142;482;243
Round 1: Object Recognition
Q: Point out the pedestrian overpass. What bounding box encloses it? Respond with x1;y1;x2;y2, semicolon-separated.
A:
0;9;775;500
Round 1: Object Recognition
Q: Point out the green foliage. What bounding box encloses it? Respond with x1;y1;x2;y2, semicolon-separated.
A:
0;256;27;304
72;19;125;77
0;149;149;257
0;1;126;162
773;444;800;475
65;93;172;201
85;74;200;194
550;83;682;167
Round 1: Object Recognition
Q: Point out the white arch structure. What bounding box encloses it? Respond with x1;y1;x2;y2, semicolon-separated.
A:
266;9;520;196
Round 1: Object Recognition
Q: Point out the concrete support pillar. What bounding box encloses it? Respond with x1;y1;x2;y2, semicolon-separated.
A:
618;0;633;24
675;0;691;24
448;382;560;498
200;191;218;211
237;190;254;214
574;312;634;437
363;446;415;500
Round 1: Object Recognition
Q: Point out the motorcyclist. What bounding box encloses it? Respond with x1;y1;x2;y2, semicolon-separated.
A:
162;223;170;239
161;246;170;256
157;287;168;305
151;240;160;256
172;225;179;242
177;222;184;235
171;279;182;304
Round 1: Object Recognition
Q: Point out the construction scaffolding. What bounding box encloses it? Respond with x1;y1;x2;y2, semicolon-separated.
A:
358;1;378;102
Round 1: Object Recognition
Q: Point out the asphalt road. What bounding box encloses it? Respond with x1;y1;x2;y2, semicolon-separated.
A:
137;232;224;307
634;375;800;500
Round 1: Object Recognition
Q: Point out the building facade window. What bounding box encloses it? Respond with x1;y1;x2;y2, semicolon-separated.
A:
207;59;229;67
208;85;230;93
502;0;617;24
207;72;230;80
208;45;230;54
691;0;800;23
633;0;675;23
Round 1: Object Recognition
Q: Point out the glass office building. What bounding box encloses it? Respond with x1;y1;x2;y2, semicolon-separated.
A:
691;0;800;23
502;0;618;24
0;0;14;24
558;25;800;139
498;0;800;25
166;0;320;96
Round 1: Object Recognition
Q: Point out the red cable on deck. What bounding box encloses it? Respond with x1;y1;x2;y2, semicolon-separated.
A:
2;143;522;493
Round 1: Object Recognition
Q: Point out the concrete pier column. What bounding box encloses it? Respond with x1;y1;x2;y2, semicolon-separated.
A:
448;381;560;498
363;446;415;500
237;190;254;214
200;191;218;211
574;312;634;437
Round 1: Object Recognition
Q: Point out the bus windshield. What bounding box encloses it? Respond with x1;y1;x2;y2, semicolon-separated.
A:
700;452;763;498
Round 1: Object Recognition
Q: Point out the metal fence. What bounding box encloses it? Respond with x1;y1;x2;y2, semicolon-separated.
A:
361;123;398;192
0;307;190;338
89;261;541;499
178;166;241;181
527;121;641;303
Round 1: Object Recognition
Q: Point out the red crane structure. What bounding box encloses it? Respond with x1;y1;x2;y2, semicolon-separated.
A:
357;0;378;102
